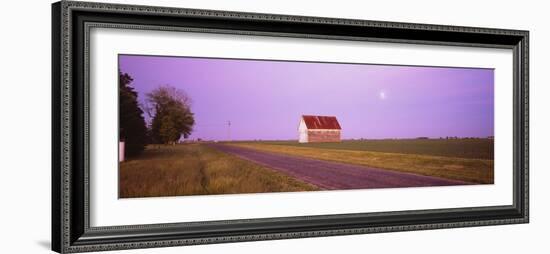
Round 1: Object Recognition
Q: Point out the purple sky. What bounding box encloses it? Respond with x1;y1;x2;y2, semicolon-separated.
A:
119;55;494;141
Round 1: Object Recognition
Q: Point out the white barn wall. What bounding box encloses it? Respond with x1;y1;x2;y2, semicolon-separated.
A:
298;118;308;143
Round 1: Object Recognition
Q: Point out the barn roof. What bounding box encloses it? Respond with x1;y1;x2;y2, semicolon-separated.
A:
302;115;341;130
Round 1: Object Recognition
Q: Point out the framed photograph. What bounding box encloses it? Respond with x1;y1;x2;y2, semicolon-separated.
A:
52;1;529;253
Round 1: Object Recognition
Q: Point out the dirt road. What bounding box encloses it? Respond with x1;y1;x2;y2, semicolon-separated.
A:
210;144;468;190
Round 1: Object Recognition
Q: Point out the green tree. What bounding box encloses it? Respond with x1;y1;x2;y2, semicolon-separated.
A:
119;72;148;156
158;115;179;143
147;85;195;144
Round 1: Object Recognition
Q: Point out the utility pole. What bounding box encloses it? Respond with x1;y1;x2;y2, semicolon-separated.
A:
227;120;231;141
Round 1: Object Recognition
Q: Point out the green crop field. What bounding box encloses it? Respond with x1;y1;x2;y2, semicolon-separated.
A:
119;144;318;198
254;139;493;160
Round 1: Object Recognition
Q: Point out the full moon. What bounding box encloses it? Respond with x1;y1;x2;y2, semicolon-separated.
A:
379;91;386;100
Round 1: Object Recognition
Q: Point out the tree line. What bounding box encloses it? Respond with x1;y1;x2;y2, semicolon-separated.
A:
119;72;195;157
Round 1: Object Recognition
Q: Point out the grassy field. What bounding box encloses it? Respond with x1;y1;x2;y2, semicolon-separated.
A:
230;142;494;184
256;139;493;160
119;144;319;198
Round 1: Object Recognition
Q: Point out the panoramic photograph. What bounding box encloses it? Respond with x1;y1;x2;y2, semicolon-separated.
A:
118;54;494;198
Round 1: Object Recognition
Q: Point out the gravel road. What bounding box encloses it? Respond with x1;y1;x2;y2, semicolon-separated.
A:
210;144;468;190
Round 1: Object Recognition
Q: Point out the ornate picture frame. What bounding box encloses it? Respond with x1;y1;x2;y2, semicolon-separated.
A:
52;1;529;253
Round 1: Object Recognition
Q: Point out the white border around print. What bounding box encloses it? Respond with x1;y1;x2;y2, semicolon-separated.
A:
89;27;513;227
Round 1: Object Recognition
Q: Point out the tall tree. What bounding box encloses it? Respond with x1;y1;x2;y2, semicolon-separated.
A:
147;85;195;144
119;72;148;156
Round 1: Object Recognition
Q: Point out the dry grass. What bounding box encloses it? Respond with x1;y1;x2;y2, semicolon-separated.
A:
258;139;494;160
230;143;494;184
119;144;319;198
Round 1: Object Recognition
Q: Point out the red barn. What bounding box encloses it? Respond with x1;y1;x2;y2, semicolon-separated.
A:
298;115;342;143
